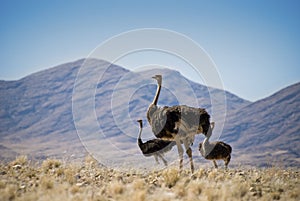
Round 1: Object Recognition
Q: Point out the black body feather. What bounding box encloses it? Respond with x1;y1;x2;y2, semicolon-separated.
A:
148;105;210;139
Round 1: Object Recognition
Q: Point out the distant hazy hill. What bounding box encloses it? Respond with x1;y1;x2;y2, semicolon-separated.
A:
0;59;298;167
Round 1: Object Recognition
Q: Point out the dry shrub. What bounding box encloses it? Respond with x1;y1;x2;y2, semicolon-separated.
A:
272;192;281;200
15;192;38;201
132;190;146;201
187;180;203;195
108;181;124;195
40;175;54;189
64;167;77;185
207;169;219;180
132;178;145;190
174;180;187;198
85;154;98;168
162;168;179;188
226;181;248;199
193;168;207;179
10;155;28;166
42;158;61;173
0;180;6;189
90;194;107;201
289;190;299;199
1;184;17;201
56;167;65;176
70;185;80;194
204;187;220;201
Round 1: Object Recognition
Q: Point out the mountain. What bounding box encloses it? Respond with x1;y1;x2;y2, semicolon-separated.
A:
0;59;298;168
221;82;300;167
0;59;88;160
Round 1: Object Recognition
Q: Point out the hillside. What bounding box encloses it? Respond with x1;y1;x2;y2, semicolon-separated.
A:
221;82;300;167
0;58;299;168
0;59;249;167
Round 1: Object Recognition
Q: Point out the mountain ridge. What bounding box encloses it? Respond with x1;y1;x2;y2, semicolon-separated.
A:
0;59;299;167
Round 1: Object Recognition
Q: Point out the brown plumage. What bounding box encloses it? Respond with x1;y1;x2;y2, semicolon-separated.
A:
137;120;175;166
146;75;210;173
199;122;232;168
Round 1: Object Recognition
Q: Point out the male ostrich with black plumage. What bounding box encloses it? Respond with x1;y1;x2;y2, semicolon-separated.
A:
137;119;175;166
147;75;210;173
199;122;232;169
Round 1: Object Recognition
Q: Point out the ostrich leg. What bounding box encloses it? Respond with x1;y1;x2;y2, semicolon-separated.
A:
158;153;168;166
154;155;159;164
213;160;218;168
175;137;184;171
184;140;194;173
224;155;231;169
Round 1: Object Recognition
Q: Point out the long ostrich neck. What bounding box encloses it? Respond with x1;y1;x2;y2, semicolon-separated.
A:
138;122;143;142
203;126;212;146
138;128;142;140
203;136;210;146
152;81;161;105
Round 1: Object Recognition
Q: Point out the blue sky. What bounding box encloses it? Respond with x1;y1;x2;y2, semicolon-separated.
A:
1;0;299;101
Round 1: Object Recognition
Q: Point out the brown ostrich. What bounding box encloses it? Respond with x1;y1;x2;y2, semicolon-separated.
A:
147;75;210;173
137;119;175;166
199;122;232;169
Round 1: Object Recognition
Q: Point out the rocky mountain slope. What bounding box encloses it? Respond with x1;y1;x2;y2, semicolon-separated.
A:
0;59;298;168
221;82;300;167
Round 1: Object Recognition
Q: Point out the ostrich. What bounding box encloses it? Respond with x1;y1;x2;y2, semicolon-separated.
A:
199;122;232;169
137;119;176;166
147;75;210;173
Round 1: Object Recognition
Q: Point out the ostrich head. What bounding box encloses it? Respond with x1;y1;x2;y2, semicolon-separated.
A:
137;119;143;128
152;75;162;86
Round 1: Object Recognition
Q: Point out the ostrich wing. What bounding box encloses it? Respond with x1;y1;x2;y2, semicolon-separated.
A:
216;141;232;153
149;105;210;138
204;141;232;160
139;139;175;155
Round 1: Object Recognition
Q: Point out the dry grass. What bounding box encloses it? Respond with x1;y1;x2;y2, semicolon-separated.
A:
0;155;299;201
